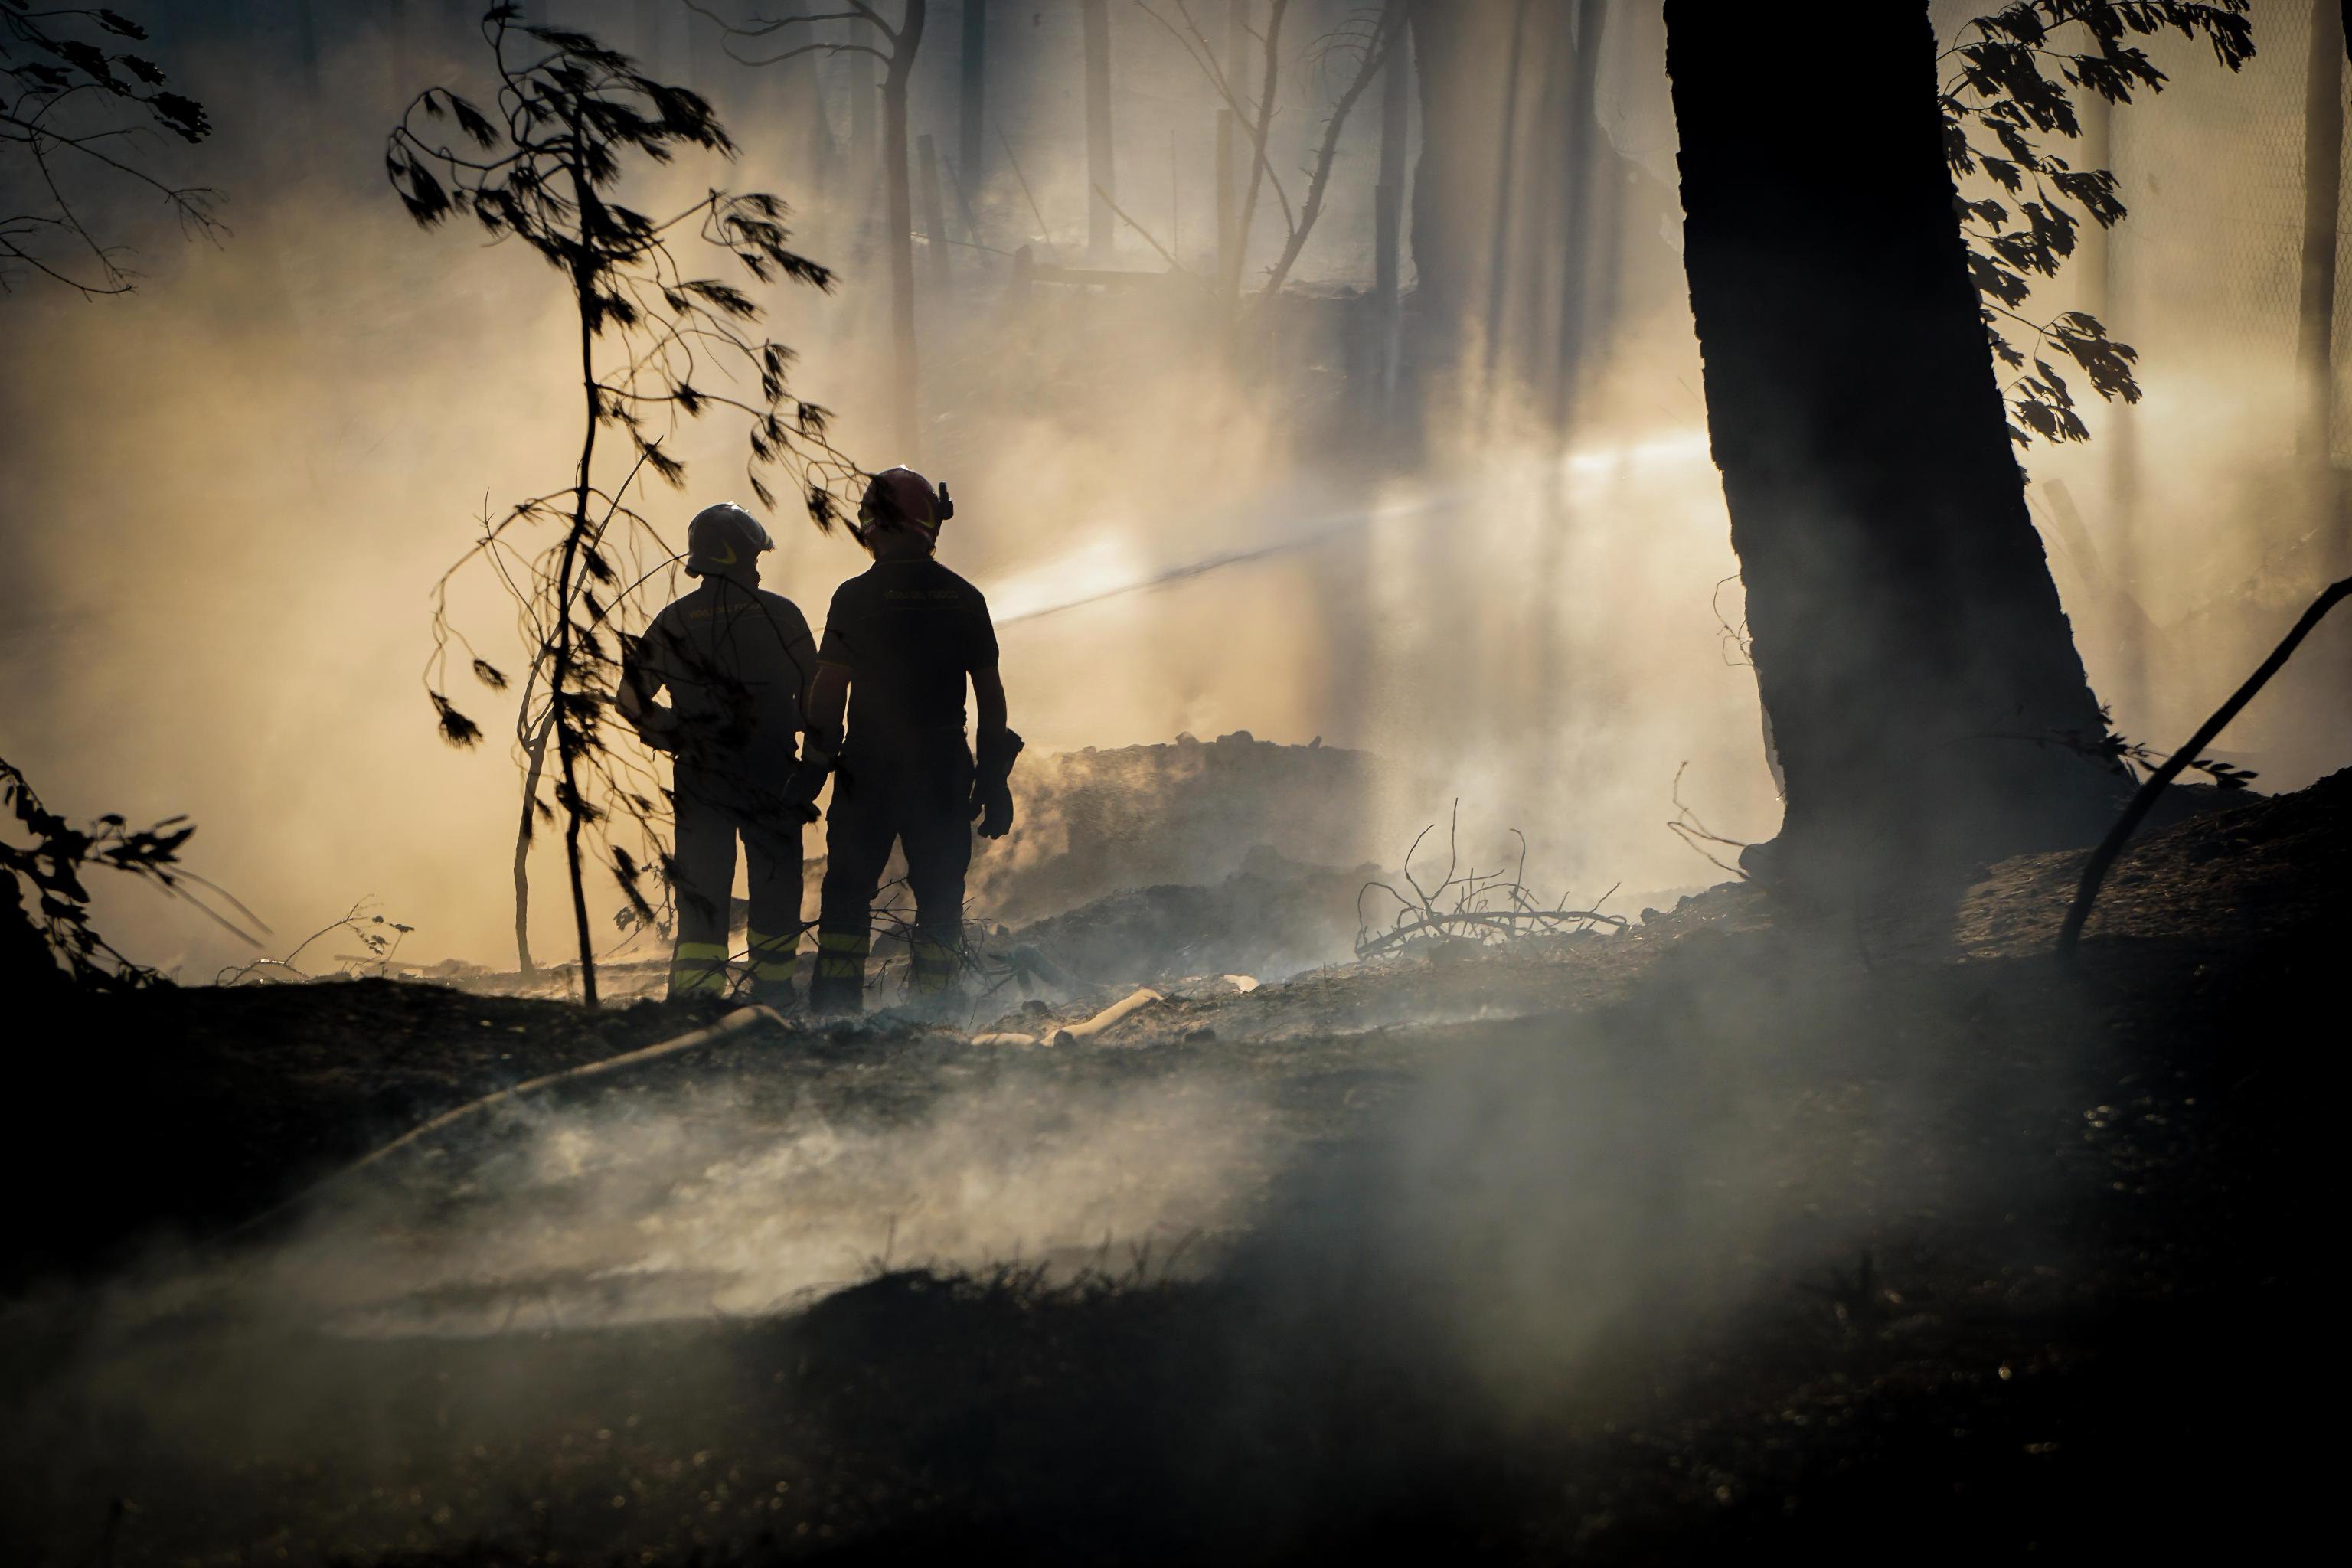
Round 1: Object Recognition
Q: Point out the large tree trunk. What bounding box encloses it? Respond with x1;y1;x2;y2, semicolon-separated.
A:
1664;1;2118;892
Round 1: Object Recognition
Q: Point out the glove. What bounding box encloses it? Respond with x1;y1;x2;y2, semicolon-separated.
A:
972;776;1014;839
781;742;836;825
970;727;1023;841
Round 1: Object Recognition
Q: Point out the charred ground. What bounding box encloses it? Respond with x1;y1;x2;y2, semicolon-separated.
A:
4;770;2338;1564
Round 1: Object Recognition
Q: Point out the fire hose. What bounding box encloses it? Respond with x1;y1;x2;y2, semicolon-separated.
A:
219;1004;786;1243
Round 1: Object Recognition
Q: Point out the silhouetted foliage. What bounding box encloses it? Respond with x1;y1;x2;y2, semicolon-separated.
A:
217;897;414;985
0;2;218;296
2;754;260;988
390;5;858;1002
1942;1;2254;445
2045;704;2259;789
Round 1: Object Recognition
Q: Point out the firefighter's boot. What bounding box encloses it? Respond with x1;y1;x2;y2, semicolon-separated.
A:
906;927;962;1018
668;936;731;1001
808;925;869;1016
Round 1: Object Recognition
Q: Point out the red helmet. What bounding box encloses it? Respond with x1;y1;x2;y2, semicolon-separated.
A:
857;466;955;540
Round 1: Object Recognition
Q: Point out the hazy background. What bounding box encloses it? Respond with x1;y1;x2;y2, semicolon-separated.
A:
3;0;2345;976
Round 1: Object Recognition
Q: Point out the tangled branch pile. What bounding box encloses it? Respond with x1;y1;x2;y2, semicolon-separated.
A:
1355;803;1623;959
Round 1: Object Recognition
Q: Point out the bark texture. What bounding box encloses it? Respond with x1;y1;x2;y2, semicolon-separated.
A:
1664;0;2118;887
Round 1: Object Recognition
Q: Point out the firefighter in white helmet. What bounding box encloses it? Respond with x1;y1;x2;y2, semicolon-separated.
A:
789;467;1021;1015
617;502;817;1004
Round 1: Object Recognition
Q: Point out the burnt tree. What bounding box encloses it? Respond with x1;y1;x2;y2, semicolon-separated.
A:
699;0;928;456
1664;1;2119;889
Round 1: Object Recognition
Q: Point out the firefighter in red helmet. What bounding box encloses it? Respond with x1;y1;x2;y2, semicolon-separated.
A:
618;502;818;1004
789;467;1020;1015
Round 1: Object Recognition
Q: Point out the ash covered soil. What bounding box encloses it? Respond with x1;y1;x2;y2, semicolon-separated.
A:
4;771;2342;1564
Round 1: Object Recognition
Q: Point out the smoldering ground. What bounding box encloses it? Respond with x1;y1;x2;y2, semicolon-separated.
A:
0;909;2151;1564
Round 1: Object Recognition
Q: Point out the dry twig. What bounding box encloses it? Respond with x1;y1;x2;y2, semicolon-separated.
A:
2057;574;2349;958
1356;801;1624;959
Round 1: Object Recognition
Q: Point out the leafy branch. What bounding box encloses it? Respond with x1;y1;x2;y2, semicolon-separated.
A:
1940;1;2253;446
0;2;220;296
2;753;263;988
216;897;414;985
2024;703;2259;789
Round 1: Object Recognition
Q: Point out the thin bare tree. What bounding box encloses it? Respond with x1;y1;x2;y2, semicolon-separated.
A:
1135;0;1394;314
688;0;929;456
390;5;858;1002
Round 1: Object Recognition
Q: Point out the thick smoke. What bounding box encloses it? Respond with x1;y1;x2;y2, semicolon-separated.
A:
0;2;1775;982
3;2;2344;980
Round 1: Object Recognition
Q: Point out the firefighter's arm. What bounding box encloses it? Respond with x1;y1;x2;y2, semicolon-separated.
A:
616;633;681;753
973;667;1008;737
805;662;848;754
970;667;1021;840
782;662;850;821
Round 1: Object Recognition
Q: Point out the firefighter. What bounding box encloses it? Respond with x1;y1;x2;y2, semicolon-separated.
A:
617;502;817;1004
792;467;1020;1016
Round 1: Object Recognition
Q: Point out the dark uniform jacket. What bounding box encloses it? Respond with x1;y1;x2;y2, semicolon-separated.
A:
815;560;999;763
622;580;817;779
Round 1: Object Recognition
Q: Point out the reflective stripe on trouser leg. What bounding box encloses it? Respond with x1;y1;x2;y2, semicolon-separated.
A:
668;939;731;997
746;928;796;996
909;937;956;996
812;927;870;983
808;926;869;1014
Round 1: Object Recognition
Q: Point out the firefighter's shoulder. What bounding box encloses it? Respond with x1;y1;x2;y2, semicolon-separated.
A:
750;586;808;619
929;562;988;602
